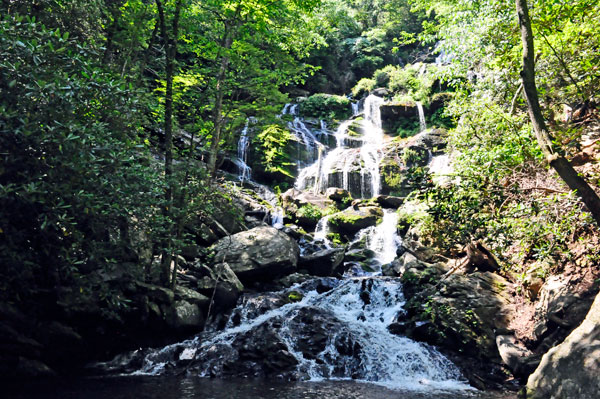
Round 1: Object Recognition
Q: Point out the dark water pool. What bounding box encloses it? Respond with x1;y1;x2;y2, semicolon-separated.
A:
5;376;517;399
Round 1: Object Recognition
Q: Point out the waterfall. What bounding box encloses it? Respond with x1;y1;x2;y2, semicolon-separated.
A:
359;95;385;197
294;95;385;198
281;103;324;169
351;101;360;116
313;215;331;247
236;118;253;182
117;277;471;392
355;210;401;265
271;207;284;229
416;101;427;132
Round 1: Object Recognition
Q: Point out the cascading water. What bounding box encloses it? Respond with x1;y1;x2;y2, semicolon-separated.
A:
416;101;427;132
113;277;471;393
236;118;253;182
355;209;401;265
282;103;325;169
313;215;331;247
271;207;285;229
294;94;386;198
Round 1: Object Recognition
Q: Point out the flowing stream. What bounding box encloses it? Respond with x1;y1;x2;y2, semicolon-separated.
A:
101;277;472;394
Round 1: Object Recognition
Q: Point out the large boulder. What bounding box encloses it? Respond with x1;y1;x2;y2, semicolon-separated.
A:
328;206;383;237
298;247;345;277
380;102;419;134
526;291;600;399
197;262;244;312
408;128;447;154
210;226;299;284
165;300;204;332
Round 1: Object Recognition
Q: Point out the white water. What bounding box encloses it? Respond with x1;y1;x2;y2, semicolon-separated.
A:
125;278;470;392
271;207;285;229
236;119;253;182
416;102;427;132
294;95;386;198
281;103;325;170
355;209;401;265
313;215;331;248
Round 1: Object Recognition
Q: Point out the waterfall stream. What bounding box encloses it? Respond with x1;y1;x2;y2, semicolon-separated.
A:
112;277;471;393
295;94;385;198
416;102;427;132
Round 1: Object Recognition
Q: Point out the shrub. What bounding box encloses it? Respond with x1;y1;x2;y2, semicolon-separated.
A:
299;93;352;120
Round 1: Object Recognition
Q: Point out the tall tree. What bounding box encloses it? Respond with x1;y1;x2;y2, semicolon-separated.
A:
156;0;183;286
515;0;600;226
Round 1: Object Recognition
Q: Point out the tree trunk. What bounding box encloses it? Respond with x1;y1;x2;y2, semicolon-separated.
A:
156;0;182;286
515;0;600;226
207;33;233;178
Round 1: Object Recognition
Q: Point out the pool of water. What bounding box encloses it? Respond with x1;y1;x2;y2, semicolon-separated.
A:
6;376;517;399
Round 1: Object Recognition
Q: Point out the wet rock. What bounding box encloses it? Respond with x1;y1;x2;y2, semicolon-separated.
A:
328;206;383;237
380;102;418;134
165;300;204;331
210;226;299;284
344;248;377;263
298;247;345;277
526;291;600;399
326;188;352;204
197;263;244;312
409;128;447;154
375;195;404;209
135;282;174;304
403;269;513;360
175;286;210;308
15;357;55;377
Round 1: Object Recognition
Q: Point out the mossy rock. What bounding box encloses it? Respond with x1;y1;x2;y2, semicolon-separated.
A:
328;206;383;237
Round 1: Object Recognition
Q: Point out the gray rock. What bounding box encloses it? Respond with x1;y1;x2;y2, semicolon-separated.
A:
175;286;210;308
326;188;352;203
166;300;203;330
197;262;244;312
496;334;533;374
375;195;405;209
210;226;299;284
298;247;345;277
135;282;174;304
409;128;447;154
328;206;383;236
526;291;600;399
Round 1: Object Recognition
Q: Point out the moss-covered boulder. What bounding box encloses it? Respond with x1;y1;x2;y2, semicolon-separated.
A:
380;102;420;136
328;206;383;237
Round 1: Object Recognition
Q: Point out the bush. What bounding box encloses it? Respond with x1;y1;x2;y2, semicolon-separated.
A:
352;78;376;98
299;93;352;120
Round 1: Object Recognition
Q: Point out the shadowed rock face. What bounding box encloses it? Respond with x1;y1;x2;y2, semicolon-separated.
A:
526;291;600;399
210;226;300;284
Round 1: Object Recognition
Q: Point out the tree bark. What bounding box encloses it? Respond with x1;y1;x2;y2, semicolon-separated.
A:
515;0;600;226
156;0;182;286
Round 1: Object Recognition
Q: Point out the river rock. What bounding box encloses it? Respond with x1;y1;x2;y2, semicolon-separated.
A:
298;247;345;277
402;268;513;360
135;281;174;304
408;128;447;153
197;262;244;312
328;206;383;237
165;300;204;331
375;195;404;209
210;226;299;284
526;291;600;399
175;286;210;308
326;188;352;204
